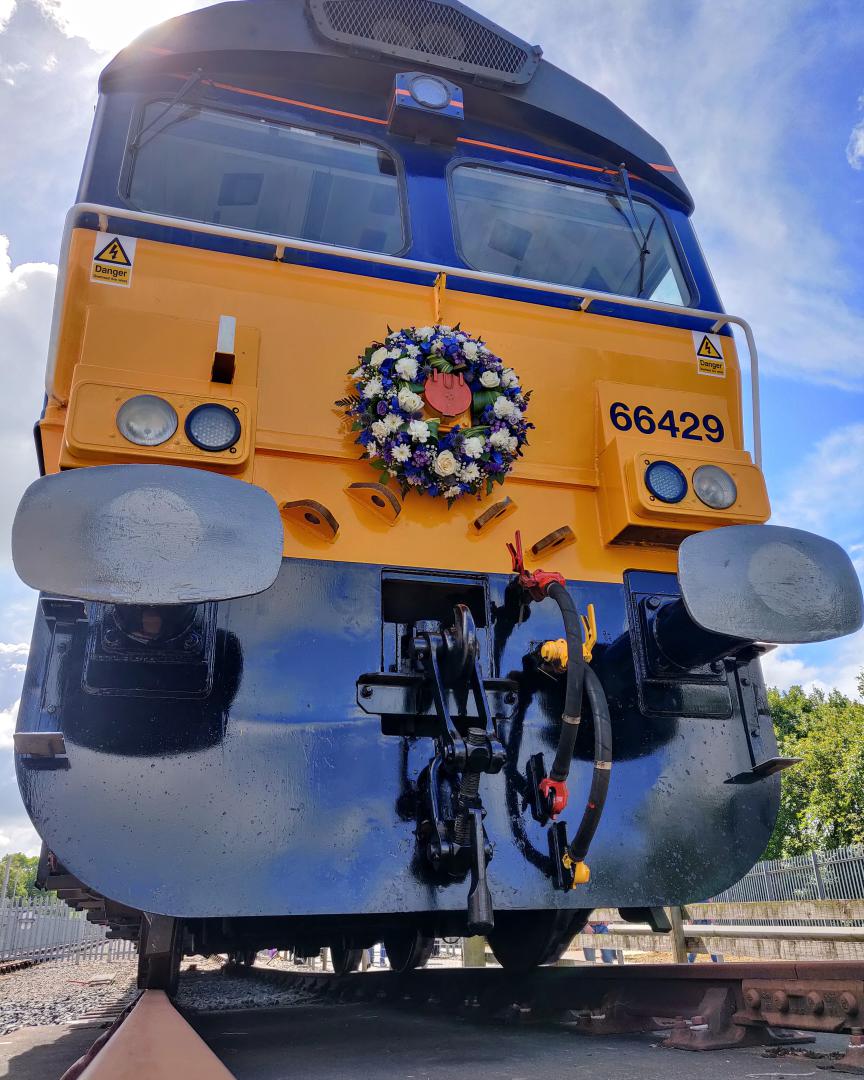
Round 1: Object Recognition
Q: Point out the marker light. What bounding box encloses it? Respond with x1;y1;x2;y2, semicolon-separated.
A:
116;395;178;447
185;403;241;452
645;460;688;503
693;464;737;509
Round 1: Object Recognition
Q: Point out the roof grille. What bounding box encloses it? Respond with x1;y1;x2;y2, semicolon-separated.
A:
308;0;540;85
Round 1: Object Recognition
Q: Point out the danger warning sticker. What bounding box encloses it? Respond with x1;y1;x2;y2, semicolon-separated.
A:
691;331;726;377
91;233;137;287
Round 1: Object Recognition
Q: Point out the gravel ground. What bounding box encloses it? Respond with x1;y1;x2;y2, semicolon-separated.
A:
175;961;318;1013
0;958;137;1035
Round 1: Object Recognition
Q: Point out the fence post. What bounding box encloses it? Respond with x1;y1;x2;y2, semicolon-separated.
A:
669;906;688;963
811;850;827;900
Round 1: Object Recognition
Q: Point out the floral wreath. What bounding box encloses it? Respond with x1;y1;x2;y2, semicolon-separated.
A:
337;324;532;502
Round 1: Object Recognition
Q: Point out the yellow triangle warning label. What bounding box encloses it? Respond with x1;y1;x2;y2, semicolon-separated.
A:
696;334;723;360
94;237;132;265
91;233;137;287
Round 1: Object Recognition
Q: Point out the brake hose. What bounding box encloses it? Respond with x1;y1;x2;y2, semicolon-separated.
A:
566;665;612;864
545;581;587;785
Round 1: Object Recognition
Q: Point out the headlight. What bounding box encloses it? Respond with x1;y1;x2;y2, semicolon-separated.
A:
116;395;177;447
644;460;687;503
693;464;737;509
185;403;241;452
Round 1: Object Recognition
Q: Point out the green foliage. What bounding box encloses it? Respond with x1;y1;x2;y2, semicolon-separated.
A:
763;674;864;859
1;854;40;898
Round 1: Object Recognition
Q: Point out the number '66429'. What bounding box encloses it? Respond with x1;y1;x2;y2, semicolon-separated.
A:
609;402;724;443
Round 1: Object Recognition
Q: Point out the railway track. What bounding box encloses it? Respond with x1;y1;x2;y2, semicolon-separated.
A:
45;960;864;1078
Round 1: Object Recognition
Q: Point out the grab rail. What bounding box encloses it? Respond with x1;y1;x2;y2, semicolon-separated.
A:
46;201;762;466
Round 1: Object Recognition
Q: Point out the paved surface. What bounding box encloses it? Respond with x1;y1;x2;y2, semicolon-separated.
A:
0;1021;101;1079
191;1004;850;1080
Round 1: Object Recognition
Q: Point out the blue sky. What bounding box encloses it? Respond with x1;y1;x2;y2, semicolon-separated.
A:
0;0;862;854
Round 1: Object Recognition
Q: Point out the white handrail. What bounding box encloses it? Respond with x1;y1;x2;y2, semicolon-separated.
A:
46;201;762;466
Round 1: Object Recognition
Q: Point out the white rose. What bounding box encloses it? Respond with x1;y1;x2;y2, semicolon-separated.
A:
462;436;485;459
394;356;418;380
500;368;518;388
362;377;383;399
459;462;480;483
433;450;458;477
493;396;517;419
391;444;411;463
397;387;424;413
461;341;479;361
369;347;388;367
479;370;500;388
408;419;430;442
489;429;511;450
416;326;434;340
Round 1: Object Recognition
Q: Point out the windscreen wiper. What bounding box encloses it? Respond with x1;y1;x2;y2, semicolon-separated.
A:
129;69;204;153
607;164;656;298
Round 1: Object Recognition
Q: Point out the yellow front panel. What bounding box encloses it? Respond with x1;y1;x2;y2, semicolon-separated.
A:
44;228;768;582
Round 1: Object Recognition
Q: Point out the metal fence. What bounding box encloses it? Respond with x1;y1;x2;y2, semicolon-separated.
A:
713;845;864;904
0;894;135;965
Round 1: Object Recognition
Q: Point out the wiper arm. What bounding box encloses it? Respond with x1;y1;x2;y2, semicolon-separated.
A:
607;164;656;298
130;68;203;153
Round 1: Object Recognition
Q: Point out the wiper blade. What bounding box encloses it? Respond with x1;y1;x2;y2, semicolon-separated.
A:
130;68;203;153
607;164;656;298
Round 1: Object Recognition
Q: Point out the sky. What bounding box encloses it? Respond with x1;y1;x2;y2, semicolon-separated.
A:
0;0;862;855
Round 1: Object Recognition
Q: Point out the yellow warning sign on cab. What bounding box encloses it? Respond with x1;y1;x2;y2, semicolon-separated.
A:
91;233;137;288
691;331;726;377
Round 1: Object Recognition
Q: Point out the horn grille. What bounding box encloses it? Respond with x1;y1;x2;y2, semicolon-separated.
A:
308;0;540;84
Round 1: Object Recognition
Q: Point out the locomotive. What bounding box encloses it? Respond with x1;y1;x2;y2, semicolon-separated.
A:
11;0;862;991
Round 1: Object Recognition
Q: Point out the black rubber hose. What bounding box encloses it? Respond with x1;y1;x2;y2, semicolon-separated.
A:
546;581;587;783
567;665;612;862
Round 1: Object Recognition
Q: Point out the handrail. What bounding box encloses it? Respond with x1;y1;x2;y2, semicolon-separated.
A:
46;201;762;466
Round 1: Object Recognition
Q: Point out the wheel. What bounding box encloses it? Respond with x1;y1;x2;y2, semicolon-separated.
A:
137;916;182;996
487;910;589;972
329;938;363;976
382;930;435;973
227;948;256;968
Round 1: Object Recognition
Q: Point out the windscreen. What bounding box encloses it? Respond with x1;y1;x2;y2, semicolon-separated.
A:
452;164;690;303
127;103;405;254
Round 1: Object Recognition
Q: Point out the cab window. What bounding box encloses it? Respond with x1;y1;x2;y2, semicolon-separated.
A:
451;163;690;304
126;104;405;255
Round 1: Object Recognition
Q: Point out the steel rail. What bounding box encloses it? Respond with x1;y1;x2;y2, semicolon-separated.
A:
46;201;764;466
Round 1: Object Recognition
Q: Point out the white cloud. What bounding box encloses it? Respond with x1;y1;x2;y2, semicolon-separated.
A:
0;698;19;749
35;0;218;54
848;95;864;170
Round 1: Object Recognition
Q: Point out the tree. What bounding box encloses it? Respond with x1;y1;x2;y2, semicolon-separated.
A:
0;854;40;899
763;674;864;859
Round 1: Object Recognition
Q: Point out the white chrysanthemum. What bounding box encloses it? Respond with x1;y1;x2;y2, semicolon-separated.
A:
369;347;388;367
391;444;411;463
406;345;420;357
500;368;518;388
489;429;511;450
507;436;518;453
461;340;478;361
371;420;388;441
394;356;418;380
408;419;431;442
351;366;365;381
462;436;485;459
416;326;435;340
459;462;480;483
438;325;452;334
433;450;458;477
362;377;383;399
444;485;462;499
493;396;517;419
397;387;424;413
479;370;500;388
382;413;402;434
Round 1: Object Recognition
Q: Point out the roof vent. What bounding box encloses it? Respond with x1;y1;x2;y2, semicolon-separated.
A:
307;0;541;85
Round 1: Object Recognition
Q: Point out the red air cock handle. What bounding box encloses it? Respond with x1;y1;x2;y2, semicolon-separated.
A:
506;530;566;602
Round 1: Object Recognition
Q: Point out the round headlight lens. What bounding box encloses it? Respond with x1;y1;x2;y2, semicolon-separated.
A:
116;395;177;447
693;464;737;509
409;75;451;109
185;403;241;452
645;460;688;503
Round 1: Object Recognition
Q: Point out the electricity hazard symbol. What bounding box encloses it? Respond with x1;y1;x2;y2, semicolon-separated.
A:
91;233;137;287
691;330;726;377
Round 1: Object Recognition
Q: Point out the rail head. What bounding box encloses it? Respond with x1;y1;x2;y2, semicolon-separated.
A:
45;201;763;467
